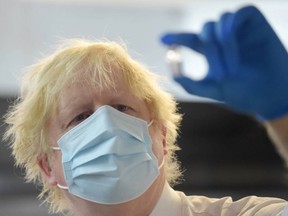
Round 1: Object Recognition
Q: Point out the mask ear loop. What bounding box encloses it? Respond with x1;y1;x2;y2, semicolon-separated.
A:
147;119;165;170
158;158;165;170
57;183;69;190
148;119;154;127
50;146;69;190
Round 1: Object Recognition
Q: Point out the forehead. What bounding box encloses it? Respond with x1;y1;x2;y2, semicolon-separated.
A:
57;66;140;108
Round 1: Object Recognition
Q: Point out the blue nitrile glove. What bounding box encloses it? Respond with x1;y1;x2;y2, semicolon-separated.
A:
161;5;288;120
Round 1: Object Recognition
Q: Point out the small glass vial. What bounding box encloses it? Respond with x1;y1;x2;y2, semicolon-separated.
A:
166;46;183;77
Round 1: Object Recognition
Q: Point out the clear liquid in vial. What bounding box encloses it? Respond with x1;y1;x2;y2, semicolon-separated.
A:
166;46;183;77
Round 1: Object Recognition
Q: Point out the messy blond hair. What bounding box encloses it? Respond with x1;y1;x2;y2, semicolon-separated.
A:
4;39;182;213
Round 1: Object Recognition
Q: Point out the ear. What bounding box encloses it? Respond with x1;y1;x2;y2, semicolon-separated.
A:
37;154;57;186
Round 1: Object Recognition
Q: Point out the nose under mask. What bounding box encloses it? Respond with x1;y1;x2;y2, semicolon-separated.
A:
52;105;164;205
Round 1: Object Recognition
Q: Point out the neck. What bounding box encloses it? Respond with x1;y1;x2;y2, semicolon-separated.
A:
71;173;166;216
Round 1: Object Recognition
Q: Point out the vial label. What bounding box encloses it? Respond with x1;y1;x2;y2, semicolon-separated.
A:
165;45;208;80
166;46;183;77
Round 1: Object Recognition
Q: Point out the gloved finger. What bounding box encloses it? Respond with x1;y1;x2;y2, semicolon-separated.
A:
216;12;235;40
174;76;224;101
215;12;239;75
232;5;267;37
161;33;205;54
199;21;225;81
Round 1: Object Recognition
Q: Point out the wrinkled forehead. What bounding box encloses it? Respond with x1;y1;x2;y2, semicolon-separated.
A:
70;62;122;88
61;64;133;98
46;62;133;118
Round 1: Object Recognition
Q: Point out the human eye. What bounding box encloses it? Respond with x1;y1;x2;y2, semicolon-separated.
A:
113;104;130;113
68;112;92;127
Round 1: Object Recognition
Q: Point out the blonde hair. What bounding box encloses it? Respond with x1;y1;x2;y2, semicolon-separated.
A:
4;39;182;213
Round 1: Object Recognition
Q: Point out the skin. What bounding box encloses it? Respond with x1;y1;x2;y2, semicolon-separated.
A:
38;69;168;216
265;115;288;164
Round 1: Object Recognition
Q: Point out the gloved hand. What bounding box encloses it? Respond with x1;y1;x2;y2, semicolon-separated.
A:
161;5;288;120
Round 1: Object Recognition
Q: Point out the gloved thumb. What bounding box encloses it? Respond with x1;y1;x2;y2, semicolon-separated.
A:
174;76;223;101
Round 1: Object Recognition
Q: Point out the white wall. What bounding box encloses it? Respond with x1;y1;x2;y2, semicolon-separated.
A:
0;0;187;97
0;0;287;100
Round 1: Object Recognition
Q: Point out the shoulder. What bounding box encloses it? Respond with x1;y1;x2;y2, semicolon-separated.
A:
176;191;287;216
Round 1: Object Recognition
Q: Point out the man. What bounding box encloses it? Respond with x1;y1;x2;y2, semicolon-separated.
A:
4;5;288;216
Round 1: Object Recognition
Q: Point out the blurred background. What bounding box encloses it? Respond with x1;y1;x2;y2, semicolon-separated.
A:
0;0;288;215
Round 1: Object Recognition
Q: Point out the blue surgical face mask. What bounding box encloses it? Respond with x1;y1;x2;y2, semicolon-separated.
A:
52;105;164;205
